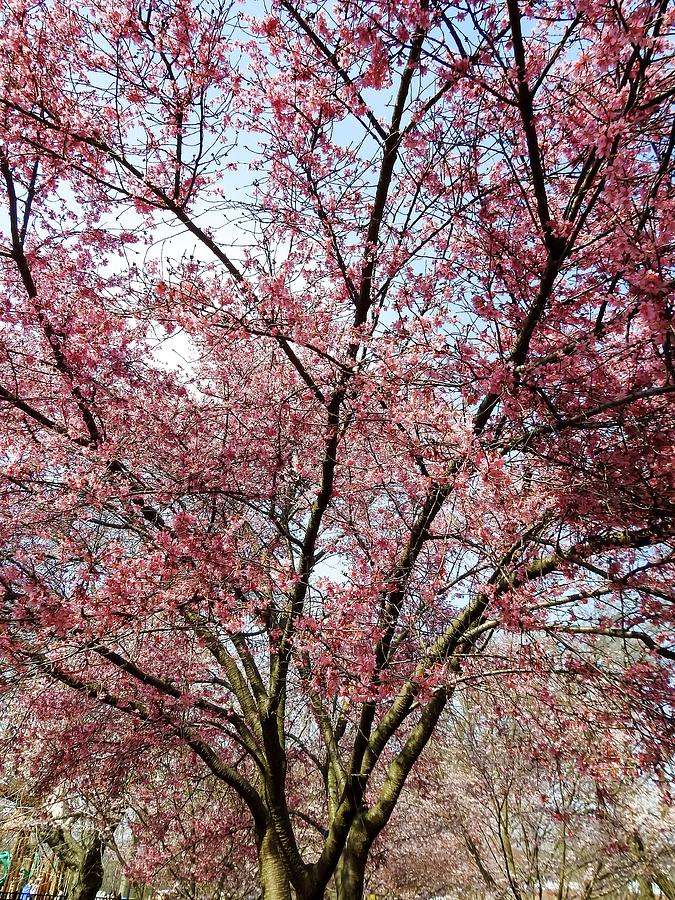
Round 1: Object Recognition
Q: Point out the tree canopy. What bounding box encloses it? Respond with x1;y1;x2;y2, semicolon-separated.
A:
0;0;673;896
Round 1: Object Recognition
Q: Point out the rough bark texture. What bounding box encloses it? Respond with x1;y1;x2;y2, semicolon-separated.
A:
42;827;104;900
258;828;292;900
69;833;105;900
335;825;370;900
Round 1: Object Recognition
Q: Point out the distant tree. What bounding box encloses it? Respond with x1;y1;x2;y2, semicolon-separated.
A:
1;704;257;900
372;672;675;898
0;773;105;900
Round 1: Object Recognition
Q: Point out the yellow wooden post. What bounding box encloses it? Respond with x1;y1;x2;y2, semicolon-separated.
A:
5;832;29;892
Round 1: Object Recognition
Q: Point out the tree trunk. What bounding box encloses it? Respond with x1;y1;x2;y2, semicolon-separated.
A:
42;827;105;900
69;833;104;900
637;877;656;900
257;827;292;900
631;832;657;900
335;825;370;900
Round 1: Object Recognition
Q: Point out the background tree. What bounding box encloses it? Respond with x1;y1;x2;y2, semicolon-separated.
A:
372;672;675;898
0;774;106;900
1;692;258;900
0;0;673;897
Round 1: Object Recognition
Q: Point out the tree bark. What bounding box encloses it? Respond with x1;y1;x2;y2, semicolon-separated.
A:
42;827;104;900
631;832;657;900
335;824;370;900
69;833;105;900
258;827;292;900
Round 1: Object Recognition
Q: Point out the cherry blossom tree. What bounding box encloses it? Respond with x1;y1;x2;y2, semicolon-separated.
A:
0;0;674;896
372;673;675;898
1;690;257;900
120;754;257;900
0;770;106;900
